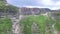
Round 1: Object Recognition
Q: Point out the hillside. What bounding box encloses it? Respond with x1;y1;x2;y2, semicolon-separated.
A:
0;0;60;34
0;0;19;16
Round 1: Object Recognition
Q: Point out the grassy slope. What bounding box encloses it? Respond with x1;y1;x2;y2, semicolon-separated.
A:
0;17;12;34
20;15;55;34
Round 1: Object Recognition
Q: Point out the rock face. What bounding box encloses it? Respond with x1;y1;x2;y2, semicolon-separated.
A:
20;7;51;15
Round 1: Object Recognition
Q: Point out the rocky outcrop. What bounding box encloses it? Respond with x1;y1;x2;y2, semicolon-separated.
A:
20;7;51;15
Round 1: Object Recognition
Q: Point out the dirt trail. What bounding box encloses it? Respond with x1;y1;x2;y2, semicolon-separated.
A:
8;15;23;34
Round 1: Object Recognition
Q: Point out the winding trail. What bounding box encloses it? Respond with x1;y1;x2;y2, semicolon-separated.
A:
9;16;19;34
8;15;23;34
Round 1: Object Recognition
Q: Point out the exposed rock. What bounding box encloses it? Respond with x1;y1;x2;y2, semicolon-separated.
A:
20;7;51;15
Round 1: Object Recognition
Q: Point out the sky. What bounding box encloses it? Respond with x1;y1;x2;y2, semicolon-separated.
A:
7;0;60;10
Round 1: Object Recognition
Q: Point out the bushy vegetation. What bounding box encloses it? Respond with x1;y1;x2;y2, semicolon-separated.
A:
0;0;19;14
20;15;55;34
0;0;19;34
0;0;4;1
7;5;19;14
0;17;12;34
52;12;60;34
0;1;7;12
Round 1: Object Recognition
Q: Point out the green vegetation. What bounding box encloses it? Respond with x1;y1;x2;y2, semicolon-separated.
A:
0;0;19;14
7;5;19;14
55;23;60;31
53;12;60;34
45;18;55;34
0;17;12;34
0;0;19;34
0;0;5;1
0;1;7;12
20;15;55;34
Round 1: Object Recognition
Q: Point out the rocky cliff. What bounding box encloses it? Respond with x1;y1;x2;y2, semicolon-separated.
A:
20;7;51;15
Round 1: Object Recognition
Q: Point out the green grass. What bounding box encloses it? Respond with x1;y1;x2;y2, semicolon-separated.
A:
0;17;12;34
20;15;55;34
20;14;60;34
55;23;60;31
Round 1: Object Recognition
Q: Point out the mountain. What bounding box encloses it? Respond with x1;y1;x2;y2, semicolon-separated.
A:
20;7;51;15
